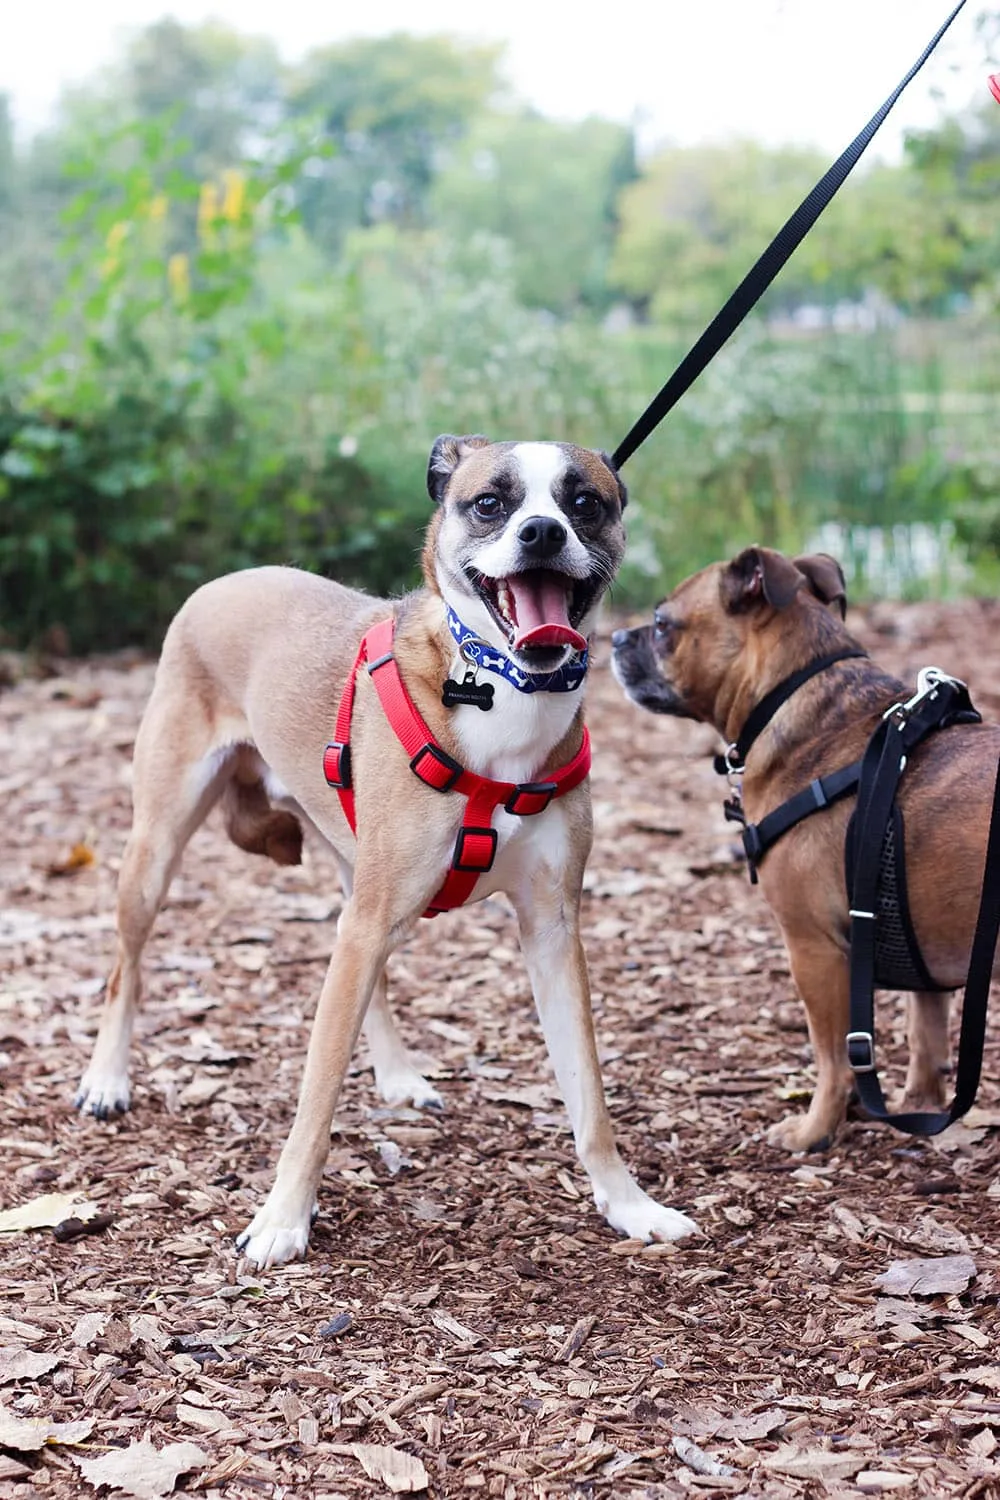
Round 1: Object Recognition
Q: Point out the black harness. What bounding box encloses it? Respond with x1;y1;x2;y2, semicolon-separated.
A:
719;657;1000;1136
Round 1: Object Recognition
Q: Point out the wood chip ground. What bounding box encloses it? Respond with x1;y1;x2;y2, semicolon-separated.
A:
2;600;1000;1497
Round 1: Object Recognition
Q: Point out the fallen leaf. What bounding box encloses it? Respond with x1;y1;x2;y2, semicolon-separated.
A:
349;1443;429;1493
75;1439;208;1498
763;1445;871;1480
46;842;95;877
69;1314;105;1350
0;1407;93;1452
902;1218;971;1255
0;1193;99;1235
176;1403;239;1434
0;1348;60;1384
875;1254;977;1297
873;1299;938;1327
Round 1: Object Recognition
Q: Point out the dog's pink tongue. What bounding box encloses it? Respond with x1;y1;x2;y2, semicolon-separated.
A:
509;573;586;652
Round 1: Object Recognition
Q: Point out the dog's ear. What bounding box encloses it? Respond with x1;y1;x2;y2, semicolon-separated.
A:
427;434;492;503
792;552;847;619
597;450;628;510
721;546;803;613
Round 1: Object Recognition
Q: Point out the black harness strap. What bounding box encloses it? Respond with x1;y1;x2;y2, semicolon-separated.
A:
716;649;868;775
739;759;862;875
847;693;1000;1135
611;0;969;469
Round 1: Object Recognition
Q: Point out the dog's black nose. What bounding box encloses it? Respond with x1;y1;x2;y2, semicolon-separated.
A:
517;516;567;558
611;629;631;649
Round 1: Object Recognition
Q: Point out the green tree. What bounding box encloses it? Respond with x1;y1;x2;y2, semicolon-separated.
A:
286;33;503;249
430;111;636;313
609;141;831;328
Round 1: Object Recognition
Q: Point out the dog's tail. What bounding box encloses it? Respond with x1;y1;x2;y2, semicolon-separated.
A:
221;775;303;866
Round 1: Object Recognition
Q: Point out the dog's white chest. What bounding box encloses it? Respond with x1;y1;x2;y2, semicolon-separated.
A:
444;678;580;898
447;674;581;785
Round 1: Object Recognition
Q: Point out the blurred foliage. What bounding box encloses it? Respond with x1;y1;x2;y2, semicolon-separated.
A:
0;19;998;651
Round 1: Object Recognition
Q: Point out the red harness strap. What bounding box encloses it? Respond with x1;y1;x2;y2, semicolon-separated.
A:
322;616;591;918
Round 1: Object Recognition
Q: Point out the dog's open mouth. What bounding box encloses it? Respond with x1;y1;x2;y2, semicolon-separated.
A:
466;568;594;655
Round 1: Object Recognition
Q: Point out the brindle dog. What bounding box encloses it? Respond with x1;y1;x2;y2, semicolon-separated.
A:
612;546;1000;1150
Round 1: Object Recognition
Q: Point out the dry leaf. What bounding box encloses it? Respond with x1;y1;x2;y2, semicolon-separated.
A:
763;1445;871;1480
349;1443;429;1493
71;1313;107;1347
873;1299;938;1327
0;1348;60;1384
0;1407;93;1452
47;842;95;877
75;1439;208;1498
875;1254;977;1297
176;1403;238;1434
0;1193;98;1235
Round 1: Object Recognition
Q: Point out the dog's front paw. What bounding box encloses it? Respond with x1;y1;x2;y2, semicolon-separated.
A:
599;1186;698;1244
236;1199;314;1269
74;1070;131;1119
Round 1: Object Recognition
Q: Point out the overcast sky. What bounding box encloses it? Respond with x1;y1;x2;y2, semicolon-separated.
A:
2;1;995;157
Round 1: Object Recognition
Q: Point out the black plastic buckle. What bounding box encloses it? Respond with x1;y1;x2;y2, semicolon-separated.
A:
846;1030;876;1073
453;825;498;873
741;823;762;886
505;781;558;816
323;741;352;790
410;742;463;793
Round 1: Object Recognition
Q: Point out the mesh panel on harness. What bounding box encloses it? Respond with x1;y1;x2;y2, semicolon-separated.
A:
845;804;944;993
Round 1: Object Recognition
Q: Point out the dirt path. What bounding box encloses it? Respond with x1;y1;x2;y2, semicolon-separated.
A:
2;599;1000;1498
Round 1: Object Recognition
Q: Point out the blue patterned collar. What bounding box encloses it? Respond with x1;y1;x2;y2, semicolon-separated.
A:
445;607;588;695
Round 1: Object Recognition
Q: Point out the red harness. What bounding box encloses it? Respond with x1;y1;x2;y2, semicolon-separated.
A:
322;617;591;918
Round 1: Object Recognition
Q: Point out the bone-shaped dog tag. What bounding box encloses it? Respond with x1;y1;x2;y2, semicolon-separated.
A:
442;668;494;712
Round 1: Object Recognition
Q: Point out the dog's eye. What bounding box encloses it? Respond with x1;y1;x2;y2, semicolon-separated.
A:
653;616;671;640
473;494;502;520
572;492;602;521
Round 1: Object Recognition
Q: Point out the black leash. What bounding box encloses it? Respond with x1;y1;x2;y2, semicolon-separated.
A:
612;0;969;469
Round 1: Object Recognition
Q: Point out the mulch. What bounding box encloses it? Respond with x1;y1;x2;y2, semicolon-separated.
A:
1;597;1000;1498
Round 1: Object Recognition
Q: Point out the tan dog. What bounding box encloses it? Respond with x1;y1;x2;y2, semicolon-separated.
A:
612;546;1000;1151
77;435;697;1266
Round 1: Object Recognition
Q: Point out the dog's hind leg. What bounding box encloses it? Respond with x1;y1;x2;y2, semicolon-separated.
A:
511;856;697;1244
900;990;951;1112
76;694;233;1118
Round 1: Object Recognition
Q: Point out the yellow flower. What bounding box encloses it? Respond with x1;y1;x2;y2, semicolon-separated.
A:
105;221;129;253
221;169;246;223
147;194;168;223
167;252;190;301
198;182;219;241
